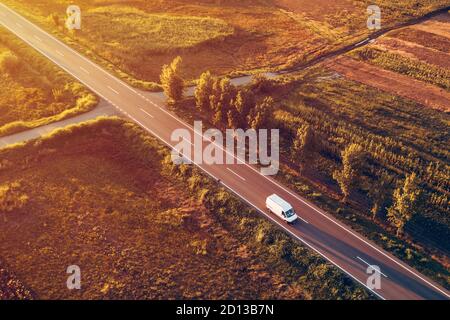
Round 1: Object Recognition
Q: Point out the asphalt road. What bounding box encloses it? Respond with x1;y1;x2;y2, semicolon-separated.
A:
1;3;449;300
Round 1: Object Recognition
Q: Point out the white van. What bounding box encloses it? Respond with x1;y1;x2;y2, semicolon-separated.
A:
266;194;298;224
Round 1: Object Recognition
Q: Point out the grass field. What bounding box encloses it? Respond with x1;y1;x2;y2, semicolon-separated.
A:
0;118;370;299
3;0;448;88
0;29;97;137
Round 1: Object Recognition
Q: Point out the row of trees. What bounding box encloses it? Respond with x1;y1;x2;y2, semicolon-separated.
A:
333;143;421;236
195;70;274;130
159;58;423;238
160;57;274;130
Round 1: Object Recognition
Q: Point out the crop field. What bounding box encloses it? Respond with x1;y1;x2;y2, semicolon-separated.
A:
0;118;370;299
3;0;448;88
0;29;97;137
263;68;450;286
323;11;450;112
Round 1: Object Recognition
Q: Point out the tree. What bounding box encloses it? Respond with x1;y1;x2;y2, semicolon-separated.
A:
234;90;255;121
0;51;20;74
333;143;365;203
247;96;273;130
387;173;421;237
160;56;184;104
209;78;221;110
213;109;223;127
0;182;28;222
292;124;317;171
366;171;394;220
195;71;214;112
219;77;235;114
251;73;273;94
227;108;240;129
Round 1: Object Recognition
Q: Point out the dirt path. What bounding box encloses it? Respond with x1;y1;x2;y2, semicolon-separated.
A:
325;56;450;113
0;100;119;148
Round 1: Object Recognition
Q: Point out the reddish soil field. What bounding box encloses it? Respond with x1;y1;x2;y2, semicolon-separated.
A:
388;28;450;53
325;56;450;113
410;13;450;39
374;37;450;69
273;0;361;22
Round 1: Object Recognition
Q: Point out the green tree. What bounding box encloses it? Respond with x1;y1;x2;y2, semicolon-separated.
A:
333;143;365;203
195;71;214;112
292;124;317;171
387;173;421;237
160;56;184;104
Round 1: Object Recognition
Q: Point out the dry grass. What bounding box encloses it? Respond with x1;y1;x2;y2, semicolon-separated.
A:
2;0;448;88
0;29;97;137
0;119;303;299
0;118;371;299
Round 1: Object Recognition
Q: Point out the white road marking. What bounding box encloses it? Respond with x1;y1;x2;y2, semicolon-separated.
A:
139;108;154;119
55;50;64;57
33;35;42;42
15;22;23;28
355;38;369;46
298;217;309;224
357;256;388;278
217;179;385;301
226;168;246;181
107;86;119;95
79;66;89;74
2;1;447;299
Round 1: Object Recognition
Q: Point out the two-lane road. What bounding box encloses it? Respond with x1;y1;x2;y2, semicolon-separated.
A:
0;2;449;300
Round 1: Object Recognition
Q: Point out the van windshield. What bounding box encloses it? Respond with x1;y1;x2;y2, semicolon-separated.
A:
285;209;295;218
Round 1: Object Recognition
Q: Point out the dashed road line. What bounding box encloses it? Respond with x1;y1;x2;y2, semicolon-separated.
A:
107;86;119;95
226;167;246;181
79;66;89;74
139;108;154;119
357;256;388;278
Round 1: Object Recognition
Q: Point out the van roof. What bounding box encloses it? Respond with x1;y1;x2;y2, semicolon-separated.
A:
267;194;293;212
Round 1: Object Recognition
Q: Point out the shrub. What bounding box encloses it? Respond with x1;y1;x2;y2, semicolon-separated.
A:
0;50;20;74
